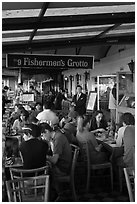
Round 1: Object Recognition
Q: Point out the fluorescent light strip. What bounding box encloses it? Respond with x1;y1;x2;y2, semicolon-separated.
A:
2;29;33;34
107;29;135;34
121;23;135;27
38;24;114;32
2;36;29;42
33;31;101;40
2;4;134;19
44;5;135;16
2;9;40;18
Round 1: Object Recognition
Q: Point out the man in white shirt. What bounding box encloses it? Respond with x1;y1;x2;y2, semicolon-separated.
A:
36;101;59;126
114;112;135;167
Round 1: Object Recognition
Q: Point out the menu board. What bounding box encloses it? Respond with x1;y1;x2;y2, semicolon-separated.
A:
87;91;97;111
22;93;34;102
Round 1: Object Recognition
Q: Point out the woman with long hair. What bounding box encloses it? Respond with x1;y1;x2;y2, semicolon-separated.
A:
89;110;108;134
12;109;30;133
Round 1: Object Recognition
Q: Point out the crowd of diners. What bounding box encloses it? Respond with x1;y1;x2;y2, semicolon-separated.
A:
2;85;135;201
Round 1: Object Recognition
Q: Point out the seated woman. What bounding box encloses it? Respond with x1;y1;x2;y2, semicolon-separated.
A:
114;112;135;168
20;123;48;169
8;104;25;125
12;109;30;133
76;116;108;164
89;110;108;134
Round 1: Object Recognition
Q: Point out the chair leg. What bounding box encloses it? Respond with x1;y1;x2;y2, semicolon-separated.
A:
119;167;123;192
71;179;77;201
86;166;90;192
110;166;113;191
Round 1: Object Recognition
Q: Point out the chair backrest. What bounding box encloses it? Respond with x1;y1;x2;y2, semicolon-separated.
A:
10;165;49;180
123;167;135;202
70;144;80;179
6;175;50;202
78;141;90;169
133;146;135;171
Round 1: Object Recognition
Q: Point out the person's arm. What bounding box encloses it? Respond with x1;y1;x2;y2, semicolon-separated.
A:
88;132;101;152
90;128;106;133
46;154;59;164
12;120;19;130
19;151;24;163
115;127;125;147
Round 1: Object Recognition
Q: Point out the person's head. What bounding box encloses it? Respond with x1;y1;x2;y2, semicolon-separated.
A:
14;104;24;113
76;85;82;94
82;116;91;130
77;116;84;132
93;110;104;123
4;86;9;92
29;85;34;91
22;123;41;141
43;101;51;110
120;112;135;126
20;110;29;121
39;123;54;141
35;102;42;111
77;116;90;132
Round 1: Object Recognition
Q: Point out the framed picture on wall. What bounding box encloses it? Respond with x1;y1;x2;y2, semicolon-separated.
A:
22;93;34;102
86;91;97;111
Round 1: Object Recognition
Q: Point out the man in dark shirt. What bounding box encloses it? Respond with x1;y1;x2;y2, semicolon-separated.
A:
20;124;48;169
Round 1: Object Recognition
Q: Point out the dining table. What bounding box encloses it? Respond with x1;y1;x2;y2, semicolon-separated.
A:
96;133;124;162
4;157;23;169
3;156;23;183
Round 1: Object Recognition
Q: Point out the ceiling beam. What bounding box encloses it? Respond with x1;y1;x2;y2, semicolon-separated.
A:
2;12;134;31
28;2;49;45
93;23;121;39
76;47;81;55
3;35;135;53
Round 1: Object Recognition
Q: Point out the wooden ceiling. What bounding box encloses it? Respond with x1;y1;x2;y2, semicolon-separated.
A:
2;2;135;53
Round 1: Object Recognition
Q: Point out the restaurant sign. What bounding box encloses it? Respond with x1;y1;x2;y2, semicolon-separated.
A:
6;54;94;69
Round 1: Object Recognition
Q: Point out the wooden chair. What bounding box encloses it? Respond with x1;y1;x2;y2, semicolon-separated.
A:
123;167;135;202
10;165;49;180
78;141;113;192
55;144;80;201
9;165;50;200
6;175;50;202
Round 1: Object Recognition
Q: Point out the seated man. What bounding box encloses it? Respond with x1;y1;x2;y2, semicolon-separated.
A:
39;123;72;197
115;113;135;168
36;101;59;126
59;104;78;128
20;123;48;169
30;102;42;118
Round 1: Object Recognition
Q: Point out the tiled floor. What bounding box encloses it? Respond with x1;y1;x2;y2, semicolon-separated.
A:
54;179;129;202
3;181;129;202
